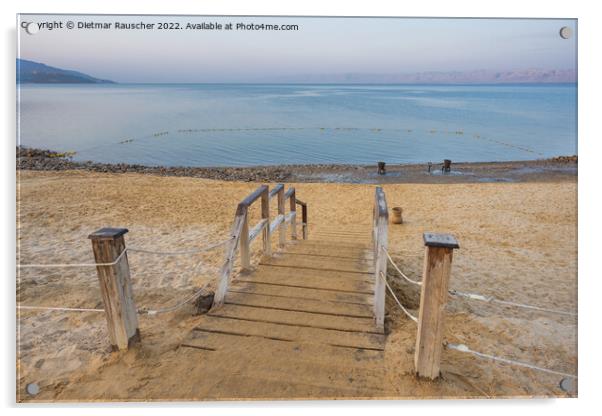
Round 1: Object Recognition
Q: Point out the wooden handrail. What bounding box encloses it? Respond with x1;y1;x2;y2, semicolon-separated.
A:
212;184;308;308
372;187;388;329
269;183;284;199
296;199;308;239
287;188;297;240
236;185;269;215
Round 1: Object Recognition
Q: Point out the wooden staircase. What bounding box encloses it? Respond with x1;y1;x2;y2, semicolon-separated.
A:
180;227;389;399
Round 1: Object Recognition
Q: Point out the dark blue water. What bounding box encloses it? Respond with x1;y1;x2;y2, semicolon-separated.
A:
17;83;577;167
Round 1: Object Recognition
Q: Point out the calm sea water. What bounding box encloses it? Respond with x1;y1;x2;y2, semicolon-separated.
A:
17;84;577;167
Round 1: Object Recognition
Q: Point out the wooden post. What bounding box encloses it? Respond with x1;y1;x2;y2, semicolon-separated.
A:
261;187;271;256
373;187;388;329
277;186;286;247
89;228;139;351
301;203;308;240
213;211;245;308
414;232;459;379
442;159;452;173
239;212;250;270
289;189;297;240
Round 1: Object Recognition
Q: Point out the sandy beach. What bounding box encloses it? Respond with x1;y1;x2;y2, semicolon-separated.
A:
16;168;577;401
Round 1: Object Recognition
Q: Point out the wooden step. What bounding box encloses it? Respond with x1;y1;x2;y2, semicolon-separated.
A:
311;231;371;238
203;373;384;400
229;281;374;306
311;232;371;239
224;291;373;318
289;240;370;249
208;303;379;334
312;229;370;235
190;315;385;350
279;250;374;261
182;333;386;396
311;226;371;232
282;243;373;259
236;269;374;294
184;330;384;365
310;236;371;243
261;252;373;273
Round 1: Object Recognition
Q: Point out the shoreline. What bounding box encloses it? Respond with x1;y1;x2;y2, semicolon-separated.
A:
17;147;577;184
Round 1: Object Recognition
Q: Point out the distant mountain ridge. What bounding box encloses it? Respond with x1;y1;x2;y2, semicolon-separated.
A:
15;58;575;84
17;59;115;84
266;69;576;84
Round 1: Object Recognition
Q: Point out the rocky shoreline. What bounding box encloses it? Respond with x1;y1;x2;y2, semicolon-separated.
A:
16;147;577;184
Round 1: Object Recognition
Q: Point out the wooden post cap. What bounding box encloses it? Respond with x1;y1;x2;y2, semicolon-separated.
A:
423;232;459;249
88;228;129;240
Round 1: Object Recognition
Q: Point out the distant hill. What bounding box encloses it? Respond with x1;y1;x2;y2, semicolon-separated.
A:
17;59;115;84
265;69;577;84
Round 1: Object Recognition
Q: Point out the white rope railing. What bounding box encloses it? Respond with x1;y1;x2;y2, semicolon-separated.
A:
18;305;104;313
137;246;218;315
448;289;577;317
445;342;577;379
379;271;418;323
138;283;210;316
17;237;234;269
16;248;127;269
392;249;423;257
383;248;575;317
18;283;208;317
17;238;230;317
19;281;209;317
379;246;576;385
383;247;422;286
127;237;233;256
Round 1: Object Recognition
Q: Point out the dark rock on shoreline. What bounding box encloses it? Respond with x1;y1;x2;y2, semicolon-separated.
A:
16;147;293;182
16;147;577;184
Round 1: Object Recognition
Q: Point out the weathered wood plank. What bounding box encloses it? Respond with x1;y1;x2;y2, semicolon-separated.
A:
237;185;268;214
193;315;385;350
282;242;372;258
89;228;139;351
228;281;374;306
414;235;459;379
293;239;370;250
296;199;308;239
284;211;296;224
237;269;374;293
249;218;268;243
212;214;246;308
184;332;386;380
269;214;284;235
208;304;379;333
279;251;374;261
224;291;373;318
373;187;388;329
240;215;251;270
202;372;384;400
261;253;372;273
277;186;286;247
268;183;284;199
261;186;271;256
288;188;297;239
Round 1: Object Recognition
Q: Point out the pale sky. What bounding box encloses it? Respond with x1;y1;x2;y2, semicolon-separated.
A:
17;15;577;83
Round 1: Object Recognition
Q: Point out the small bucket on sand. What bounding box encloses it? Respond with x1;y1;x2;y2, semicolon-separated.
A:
391;207;403;224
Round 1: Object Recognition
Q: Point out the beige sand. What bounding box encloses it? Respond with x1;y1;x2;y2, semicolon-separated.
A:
16;170;577;401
